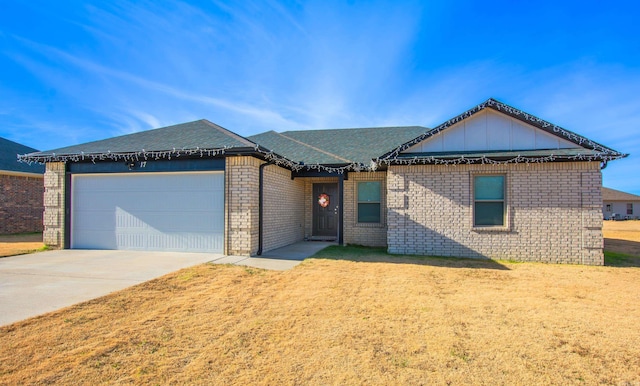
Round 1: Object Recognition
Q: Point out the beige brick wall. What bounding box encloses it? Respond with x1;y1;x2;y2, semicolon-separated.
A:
387;162;604;265
343;172;387;247
225;156;261;255
301;174;388;247
43;162;66;247
42;156;302;256
262;164;305;252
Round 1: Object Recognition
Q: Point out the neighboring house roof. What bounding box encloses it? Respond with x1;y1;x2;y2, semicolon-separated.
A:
0;137;44;174
602;187;640;202
249;126;427;165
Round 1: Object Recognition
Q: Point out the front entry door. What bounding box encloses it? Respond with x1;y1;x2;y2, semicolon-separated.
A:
312;183;339;238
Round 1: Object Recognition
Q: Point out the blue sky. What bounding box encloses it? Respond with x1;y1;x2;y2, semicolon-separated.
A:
1;1;639;193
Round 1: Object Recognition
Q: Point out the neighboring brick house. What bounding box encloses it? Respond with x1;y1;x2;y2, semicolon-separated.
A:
1;137;45;234
602;187;640;220
20;99;627;265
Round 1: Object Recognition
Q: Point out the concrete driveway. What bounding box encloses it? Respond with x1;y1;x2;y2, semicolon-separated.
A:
0;249;219;326
0;242;329;326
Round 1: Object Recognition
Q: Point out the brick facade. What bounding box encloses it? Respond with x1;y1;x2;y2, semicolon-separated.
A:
262;164;305;252
38;156;606;265
43;162;66;247
0;173;44;234
299;173;388;246
387;162;604;265
225;156;261;255
343;171;387;247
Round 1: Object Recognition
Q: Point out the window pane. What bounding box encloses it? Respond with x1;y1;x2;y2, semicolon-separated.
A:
358;181;381;202
358;203;380;223
475;202;504;226
475;176;504;200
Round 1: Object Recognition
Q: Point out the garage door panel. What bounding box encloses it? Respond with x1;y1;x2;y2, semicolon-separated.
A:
74;212;117;231
72;172;224;253
77;192;223;212
73;230;118;249
116;212;224;233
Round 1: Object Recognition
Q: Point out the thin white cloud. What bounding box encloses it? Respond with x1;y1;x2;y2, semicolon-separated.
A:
8;35;311;132
263;0;307;35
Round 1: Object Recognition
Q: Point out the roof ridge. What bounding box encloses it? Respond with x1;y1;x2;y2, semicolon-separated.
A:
200;119;256;147
276;132;353;163
283;125;428;134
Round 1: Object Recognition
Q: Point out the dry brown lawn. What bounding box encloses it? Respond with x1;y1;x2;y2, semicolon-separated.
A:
1;225;640;385
0;233;44;257
603;220;640;257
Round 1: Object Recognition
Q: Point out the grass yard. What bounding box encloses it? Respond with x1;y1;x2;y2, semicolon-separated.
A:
603;220;640;264
1;224;639;384
0;233;45;257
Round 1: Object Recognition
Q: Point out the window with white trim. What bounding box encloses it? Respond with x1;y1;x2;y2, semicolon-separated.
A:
357;181;381;223
474;175;505;227
627;203;633;215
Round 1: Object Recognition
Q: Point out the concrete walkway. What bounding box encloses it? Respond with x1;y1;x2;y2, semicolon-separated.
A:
208;241;335;270
0;242;334;326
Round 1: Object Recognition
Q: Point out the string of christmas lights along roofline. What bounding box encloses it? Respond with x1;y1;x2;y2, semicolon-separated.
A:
18;142;623;174
17;99;626;173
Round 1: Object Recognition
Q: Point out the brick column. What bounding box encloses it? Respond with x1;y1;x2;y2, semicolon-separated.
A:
225;156;260;256
43;162;66;248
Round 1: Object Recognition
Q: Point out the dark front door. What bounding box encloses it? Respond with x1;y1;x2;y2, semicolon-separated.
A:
312;183;339;238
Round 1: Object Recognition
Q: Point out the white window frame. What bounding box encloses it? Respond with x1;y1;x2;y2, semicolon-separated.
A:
356;180;382;225
472;173;509;230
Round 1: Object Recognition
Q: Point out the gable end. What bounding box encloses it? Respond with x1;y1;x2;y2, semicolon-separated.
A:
378;98;627;162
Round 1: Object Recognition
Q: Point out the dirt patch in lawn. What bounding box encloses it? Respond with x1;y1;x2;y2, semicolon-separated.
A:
603;220;640;259
1;251;639;384
0;233;44;257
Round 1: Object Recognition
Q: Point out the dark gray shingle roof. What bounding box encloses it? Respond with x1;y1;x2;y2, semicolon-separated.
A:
247;131;348;164
18;98;628;170
251;126;428;165
28;120;255;157
0;137;44;174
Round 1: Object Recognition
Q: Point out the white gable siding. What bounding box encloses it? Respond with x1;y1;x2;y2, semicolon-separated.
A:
404;110;579;153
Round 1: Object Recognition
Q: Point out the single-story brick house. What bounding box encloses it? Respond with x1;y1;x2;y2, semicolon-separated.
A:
1;137;44;234
602;187;640;220
20;99;627;265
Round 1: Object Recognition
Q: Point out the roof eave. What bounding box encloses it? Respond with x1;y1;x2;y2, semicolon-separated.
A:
18;146;254;165
383;152;626;166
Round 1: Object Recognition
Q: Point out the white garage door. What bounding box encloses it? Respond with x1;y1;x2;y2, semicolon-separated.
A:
72;172;224;253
